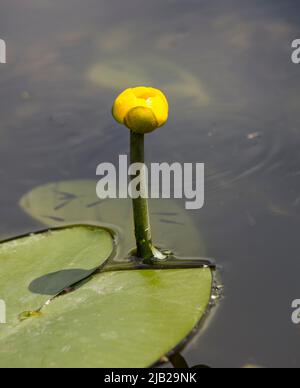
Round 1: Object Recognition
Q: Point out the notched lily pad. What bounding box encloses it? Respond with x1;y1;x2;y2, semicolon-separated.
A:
0;225;213;368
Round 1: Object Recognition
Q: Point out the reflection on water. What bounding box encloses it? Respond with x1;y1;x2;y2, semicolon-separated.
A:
1;0;300;368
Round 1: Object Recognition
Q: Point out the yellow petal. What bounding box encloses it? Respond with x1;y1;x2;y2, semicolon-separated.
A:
112;87;169;133
147;95;169;127
112;88;137;124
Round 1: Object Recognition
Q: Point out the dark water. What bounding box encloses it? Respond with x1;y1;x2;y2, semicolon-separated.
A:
1;0;300;368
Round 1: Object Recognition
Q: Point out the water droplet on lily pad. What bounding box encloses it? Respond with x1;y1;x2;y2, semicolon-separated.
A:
19;311;43;322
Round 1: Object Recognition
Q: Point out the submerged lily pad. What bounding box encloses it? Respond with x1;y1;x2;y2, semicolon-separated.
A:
19;180;206;258
87;57;210;107
0;225;213;368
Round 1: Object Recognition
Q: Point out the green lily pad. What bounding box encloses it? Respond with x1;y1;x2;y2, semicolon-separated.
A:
0;241;212;367
0;226;114;324
0;224;212;368
19;180;206;258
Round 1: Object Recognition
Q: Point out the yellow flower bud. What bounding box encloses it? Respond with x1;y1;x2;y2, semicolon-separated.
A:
112;87;169;134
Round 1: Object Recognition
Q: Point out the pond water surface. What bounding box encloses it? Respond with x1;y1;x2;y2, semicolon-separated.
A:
1;0;300;368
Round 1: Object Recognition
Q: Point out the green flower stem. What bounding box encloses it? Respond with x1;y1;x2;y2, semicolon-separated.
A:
130;132;163;263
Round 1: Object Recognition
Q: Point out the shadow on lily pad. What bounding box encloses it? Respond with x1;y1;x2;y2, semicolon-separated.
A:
29;268;94;296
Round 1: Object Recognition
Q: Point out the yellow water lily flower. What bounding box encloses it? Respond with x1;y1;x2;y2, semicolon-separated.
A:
112;87;169;134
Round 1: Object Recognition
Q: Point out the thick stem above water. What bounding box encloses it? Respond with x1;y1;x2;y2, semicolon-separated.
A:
130;132;164;263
